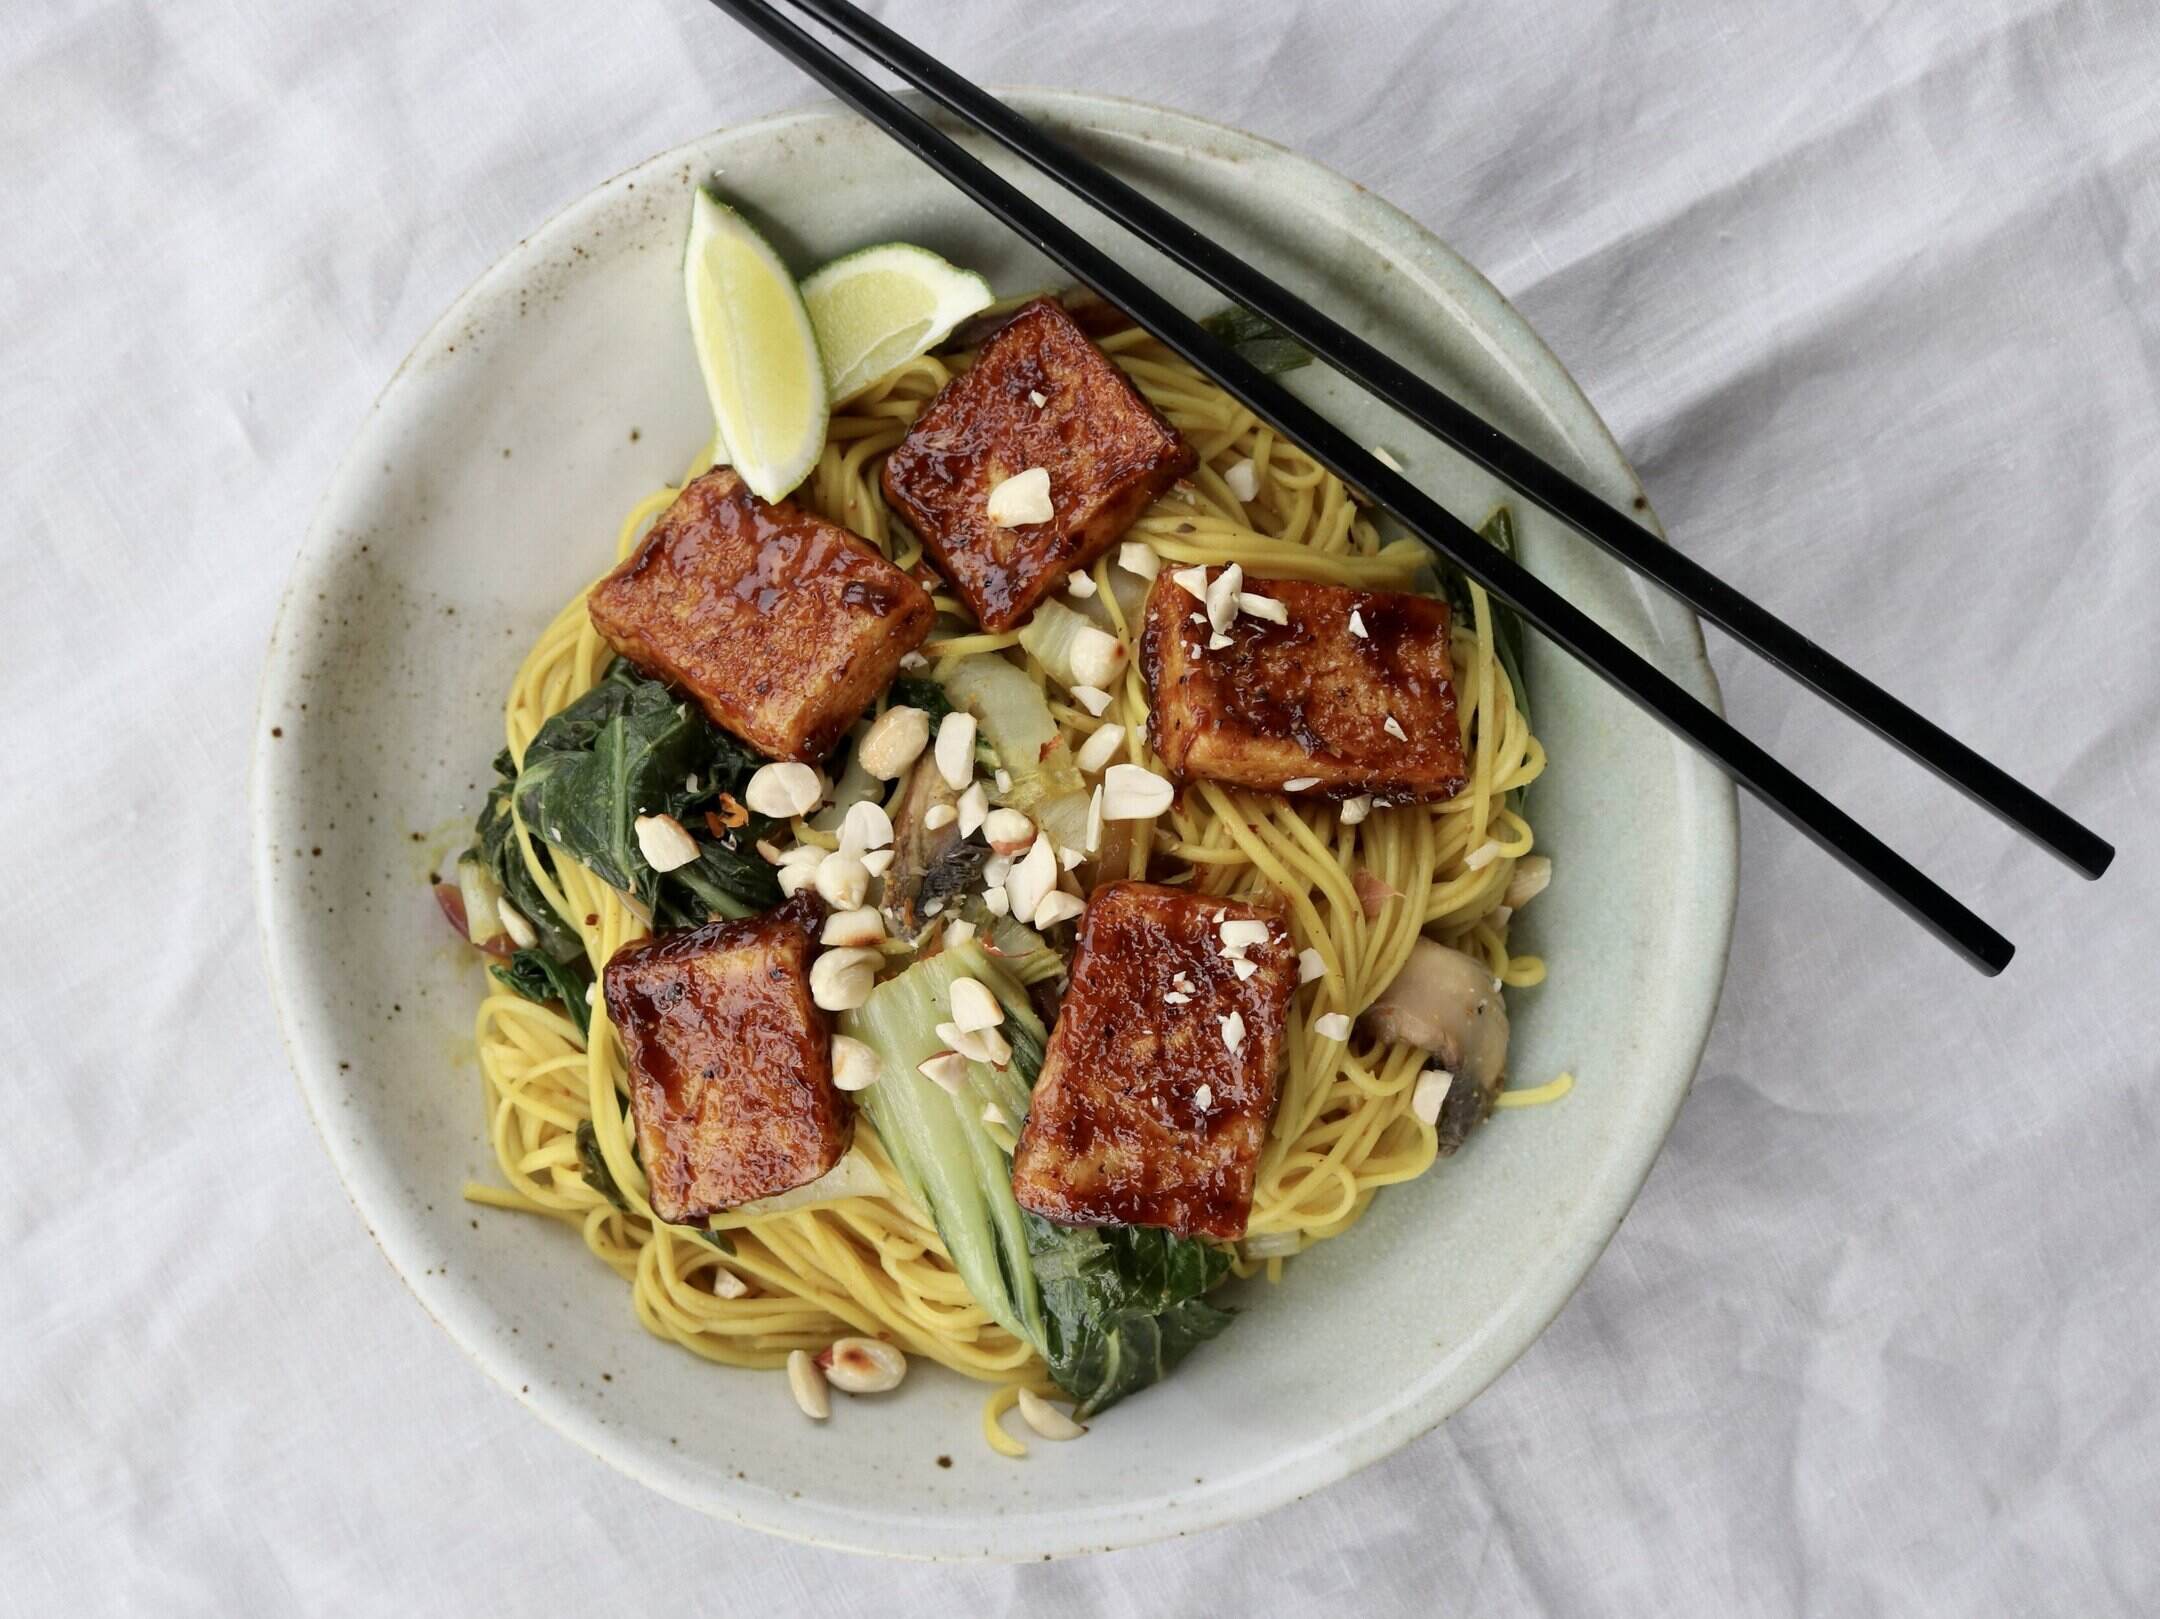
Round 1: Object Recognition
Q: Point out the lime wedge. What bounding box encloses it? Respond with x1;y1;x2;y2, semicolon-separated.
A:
801;243;995;404
683;186;829;502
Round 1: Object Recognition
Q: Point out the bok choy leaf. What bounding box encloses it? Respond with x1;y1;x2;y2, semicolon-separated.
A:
466;659;783;947
490;947;594;1028
576;1119;632;1212
473;773;582;961
889;675;954;729
1442;506;1531;726
1023;1218;1234;1417
841;941;1047;1349
841;939;1237;1416
1200;306;1314;376
937;652;1084;812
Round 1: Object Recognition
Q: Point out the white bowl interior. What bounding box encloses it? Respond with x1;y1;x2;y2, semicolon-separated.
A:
254;93;1735;1558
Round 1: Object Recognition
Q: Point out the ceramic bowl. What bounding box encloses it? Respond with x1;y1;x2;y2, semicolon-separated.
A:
252;91;1737;1559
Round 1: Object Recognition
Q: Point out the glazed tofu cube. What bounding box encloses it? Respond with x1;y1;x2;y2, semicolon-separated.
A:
1141;573;1468;802
1011;881;1294;1241
602;902;848;1223
588;466;935;763
881;298;1196;631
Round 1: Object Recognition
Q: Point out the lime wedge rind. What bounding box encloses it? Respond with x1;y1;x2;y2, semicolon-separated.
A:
683;186;830;502
801;243;995;404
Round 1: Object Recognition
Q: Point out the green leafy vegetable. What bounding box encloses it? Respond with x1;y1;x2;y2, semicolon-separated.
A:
998;999;1049;1088
464;661;968;961
1201;306;1313;376
658;838;785;931
939;653;1083;813
472;774;581;961
514;663;777;912
841;941;1237;1417
891;675;954;729
843;943;1047;1349
470;660;781;933
576;1120;631;1212
1443;505;1532;732
1023;1218;1236;1417
489;947;594;1032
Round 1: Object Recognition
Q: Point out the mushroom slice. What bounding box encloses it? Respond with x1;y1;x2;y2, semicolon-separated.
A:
1358;939;1510;1154
879;757;964;935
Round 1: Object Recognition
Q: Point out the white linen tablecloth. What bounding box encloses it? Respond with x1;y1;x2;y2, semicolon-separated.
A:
5;1;2156;1612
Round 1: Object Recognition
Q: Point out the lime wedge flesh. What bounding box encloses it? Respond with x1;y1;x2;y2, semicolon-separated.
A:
684;187;829;502
802;243;995;403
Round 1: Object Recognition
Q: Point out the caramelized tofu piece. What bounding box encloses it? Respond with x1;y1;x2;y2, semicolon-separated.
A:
1011;882;1294;1241
1141;574;1469;802
602;901;848;1223
881;298;1196;631
588;466;934;763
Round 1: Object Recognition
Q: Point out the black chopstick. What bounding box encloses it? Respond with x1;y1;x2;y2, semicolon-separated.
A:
705;0;2016;975
769;0;2113;888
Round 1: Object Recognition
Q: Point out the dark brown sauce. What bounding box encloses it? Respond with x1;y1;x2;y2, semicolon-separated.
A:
626;478;906;619
1141;574;1466;800
588;467;933;763
609;921;812;1115
882;299;1193;631
1011;882;1292;1240
601;899;841;1219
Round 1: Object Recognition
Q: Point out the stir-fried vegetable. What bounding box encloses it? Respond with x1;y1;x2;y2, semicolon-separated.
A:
1199;306;1314;376
728;1150;889;1217
890;674;954;728
842;941;1047;1347
489;947;594;1028
576;1119;632;1212
808;737;882;837
460;660;784;960
936;653;1084;812
842;937;1236;1416
935;649;1093;852
470;783;581;960
1443;506;1532;727
1025;1219;1234;1417
1014;597;1118;693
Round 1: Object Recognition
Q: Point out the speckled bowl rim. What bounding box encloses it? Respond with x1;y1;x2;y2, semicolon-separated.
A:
252;90;1738;1558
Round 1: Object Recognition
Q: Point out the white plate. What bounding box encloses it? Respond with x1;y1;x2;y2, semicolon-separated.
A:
252;92;1737;1559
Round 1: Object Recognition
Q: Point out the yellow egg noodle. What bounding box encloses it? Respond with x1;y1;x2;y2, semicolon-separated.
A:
462;332;1551;1444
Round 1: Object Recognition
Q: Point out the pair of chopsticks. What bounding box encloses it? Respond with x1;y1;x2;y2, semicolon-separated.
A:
705;0;2114;974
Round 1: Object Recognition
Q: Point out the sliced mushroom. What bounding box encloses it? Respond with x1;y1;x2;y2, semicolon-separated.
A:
880;758;963;935
1078;797;1141;893
1358;938;1509;1154
1027;973;1066;1034
918;842;994;929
